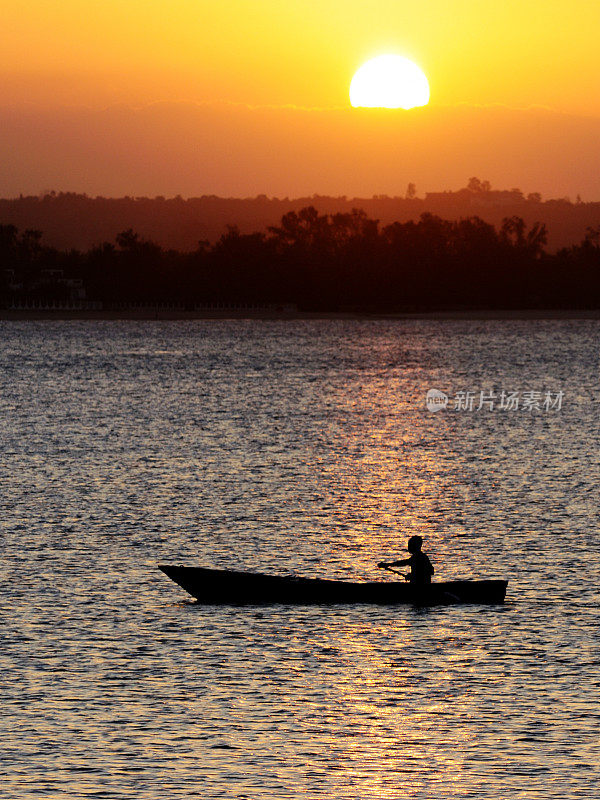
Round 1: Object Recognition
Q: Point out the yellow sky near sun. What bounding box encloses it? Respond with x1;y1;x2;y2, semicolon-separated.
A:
2;0;599;115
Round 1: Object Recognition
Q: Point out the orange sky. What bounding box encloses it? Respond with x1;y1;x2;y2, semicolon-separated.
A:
2;0;600;197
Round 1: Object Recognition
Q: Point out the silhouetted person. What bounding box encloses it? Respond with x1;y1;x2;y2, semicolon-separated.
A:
378;535;434;585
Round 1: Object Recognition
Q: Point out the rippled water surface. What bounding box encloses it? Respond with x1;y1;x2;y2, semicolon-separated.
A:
1;319;599;799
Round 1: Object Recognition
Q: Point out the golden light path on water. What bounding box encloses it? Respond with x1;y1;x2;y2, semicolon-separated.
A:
1;320;599;798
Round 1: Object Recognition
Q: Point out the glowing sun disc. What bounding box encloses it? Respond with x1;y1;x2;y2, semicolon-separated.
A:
350;55;430;109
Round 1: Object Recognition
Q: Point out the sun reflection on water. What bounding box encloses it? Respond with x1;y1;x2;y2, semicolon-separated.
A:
2;320;599;798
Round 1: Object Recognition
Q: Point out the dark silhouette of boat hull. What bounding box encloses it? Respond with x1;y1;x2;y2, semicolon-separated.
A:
158;565;508;606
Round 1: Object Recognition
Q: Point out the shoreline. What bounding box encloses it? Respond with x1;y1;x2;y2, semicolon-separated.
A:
1;309;600;321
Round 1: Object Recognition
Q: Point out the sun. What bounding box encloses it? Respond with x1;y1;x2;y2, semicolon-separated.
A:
350;55;430;109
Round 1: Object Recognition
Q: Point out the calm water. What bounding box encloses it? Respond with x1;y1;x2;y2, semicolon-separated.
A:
1;319;599;799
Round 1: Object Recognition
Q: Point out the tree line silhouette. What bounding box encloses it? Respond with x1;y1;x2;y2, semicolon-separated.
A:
1;208;599;310
2;184;599;253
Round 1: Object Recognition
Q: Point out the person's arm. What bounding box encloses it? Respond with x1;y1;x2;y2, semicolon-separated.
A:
378;558;410;568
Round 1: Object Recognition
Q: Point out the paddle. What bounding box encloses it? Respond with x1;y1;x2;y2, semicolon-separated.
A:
379;562;462;603
377;562;408;580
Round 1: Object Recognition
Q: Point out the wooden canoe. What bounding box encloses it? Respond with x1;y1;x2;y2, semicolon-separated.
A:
158;565;508;606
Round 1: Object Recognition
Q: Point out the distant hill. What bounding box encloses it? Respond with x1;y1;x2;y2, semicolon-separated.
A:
0;186;598;252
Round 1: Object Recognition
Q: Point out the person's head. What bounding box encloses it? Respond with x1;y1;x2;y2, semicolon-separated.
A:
407;535;423;554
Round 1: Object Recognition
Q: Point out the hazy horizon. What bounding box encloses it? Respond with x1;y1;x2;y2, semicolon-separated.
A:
2;100;600;201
